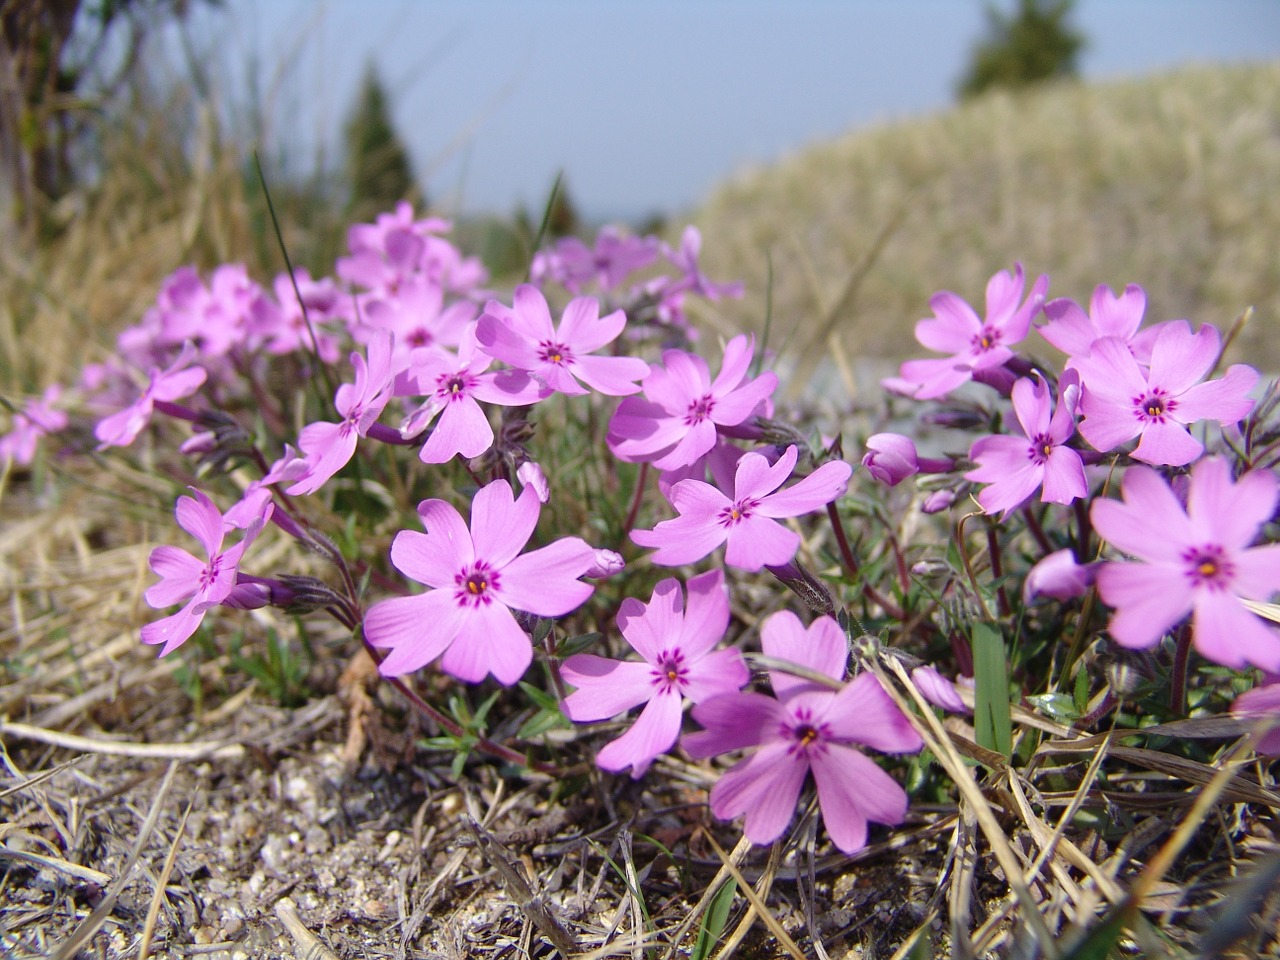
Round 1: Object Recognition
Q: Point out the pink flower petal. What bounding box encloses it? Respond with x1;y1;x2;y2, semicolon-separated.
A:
368;592;464;675
724;515;799;570
686;691;785;757
439;601;533;685
762;611;847;695
811;745;909;854
709;741;809;846
1097;561;1191;649
596;689;684;778
1191;590;1280;672
470;481;538;569
560;656;655;720
499;538;595;616
823;673;923;752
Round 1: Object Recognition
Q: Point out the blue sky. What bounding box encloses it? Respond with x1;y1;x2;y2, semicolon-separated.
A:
200;0;1280;220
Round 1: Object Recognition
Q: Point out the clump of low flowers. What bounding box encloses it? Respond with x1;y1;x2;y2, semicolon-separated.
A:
7;199;1280;916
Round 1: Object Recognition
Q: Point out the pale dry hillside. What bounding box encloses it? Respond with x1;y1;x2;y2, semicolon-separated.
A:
692;63;1280;389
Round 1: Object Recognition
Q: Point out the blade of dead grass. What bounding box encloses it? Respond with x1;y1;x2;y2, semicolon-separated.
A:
871;654;1061;957
704;833;805;960
50;761;178;960
658;834;751;960
275;897;341;960
0;721;245;761
710;837;784;960
136;798;193;960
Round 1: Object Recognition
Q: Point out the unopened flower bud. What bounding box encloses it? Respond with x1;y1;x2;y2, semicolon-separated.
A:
921;490;955;513
585;548;625;579
1023;549;1095;602
766;560;835;614
862;433;919;486
516;461;550;503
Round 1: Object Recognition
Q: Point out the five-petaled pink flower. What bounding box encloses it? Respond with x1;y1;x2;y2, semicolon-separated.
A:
1072;321;1257;466
476;284;649;396
142;488;270;655
362;480;596;684
885;264;1049;400
631;445;852;571
684;611;922;854
288;333;396;495
560;570;748;778
607;334;777;471
399;326;547;464
1091;458;1280;672
95;343;207;449
965;371;1087;516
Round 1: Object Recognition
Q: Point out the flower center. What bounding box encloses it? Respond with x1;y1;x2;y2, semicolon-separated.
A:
971;326;999;353
438;373;474;401
717;500;756;527
1027;432;1055;466
650;649;688;693
1133;388;1177;423
407;329;432;348
538;341;574;366
198;556;222;593
1182;544;1235;591
684;393;715;425
784;707;830;757
454;561;500;607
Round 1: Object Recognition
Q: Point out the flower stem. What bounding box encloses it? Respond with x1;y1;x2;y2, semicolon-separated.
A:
825;501;905;621
1170;623;1193;716
621;462;649;537
358;632;560;776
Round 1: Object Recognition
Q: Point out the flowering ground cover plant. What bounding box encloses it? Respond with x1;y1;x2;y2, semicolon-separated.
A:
5;204;1280;958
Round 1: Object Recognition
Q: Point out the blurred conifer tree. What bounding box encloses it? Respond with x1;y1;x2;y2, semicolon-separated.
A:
958;0;1085;98
343;62;420;220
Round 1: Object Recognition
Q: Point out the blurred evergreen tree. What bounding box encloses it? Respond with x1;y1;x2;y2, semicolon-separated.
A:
343;62;420;220
957;0;1085;99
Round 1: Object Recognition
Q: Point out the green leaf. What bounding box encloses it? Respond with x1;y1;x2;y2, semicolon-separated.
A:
972;621;1013;759
1026;692;1079;722
1073;664;1090;715
517;707;570;740
691;878;737;960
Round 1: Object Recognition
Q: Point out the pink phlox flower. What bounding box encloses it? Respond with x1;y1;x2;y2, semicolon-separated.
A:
94;342;207;449
1023;548;1097;603
141;488;271;655
684;611;922;854
1;385;67;465
358;275;475;370
607;333;778;470
224;445;308;529
340;204;486;296
965;371;1087;516
911;665;972;714
1073;320;1258;466
631;444;853;571
1040;283;1162;365
1231;675;1280;756
531;227;660;293
362;480;596;684
399;326;548;464
1091;458;1280;672
249;269;349;363
885;264;1049;400
560;570;747;777
159;264;262;358
476;284;649;397
287;333;397;495
659;226;744;301
584;548;626;579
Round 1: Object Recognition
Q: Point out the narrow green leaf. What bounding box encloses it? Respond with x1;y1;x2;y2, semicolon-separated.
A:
1073;664;1090;715
972;621;1013;758
691;878;737;960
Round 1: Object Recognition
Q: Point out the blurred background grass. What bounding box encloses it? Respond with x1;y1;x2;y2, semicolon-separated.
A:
2;0;1277;399
691;63;1280;394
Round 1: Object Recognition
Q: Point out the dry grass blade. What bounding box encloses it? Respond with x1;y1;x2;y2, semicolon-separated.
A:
275;898;341;960
49;761;179;960
0;846;113;886
465;815;580;957
872;654;1060;957
704;833;805;960
658;834;752;960
137;798;193;960
0;721;246;761
713;839;784;960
